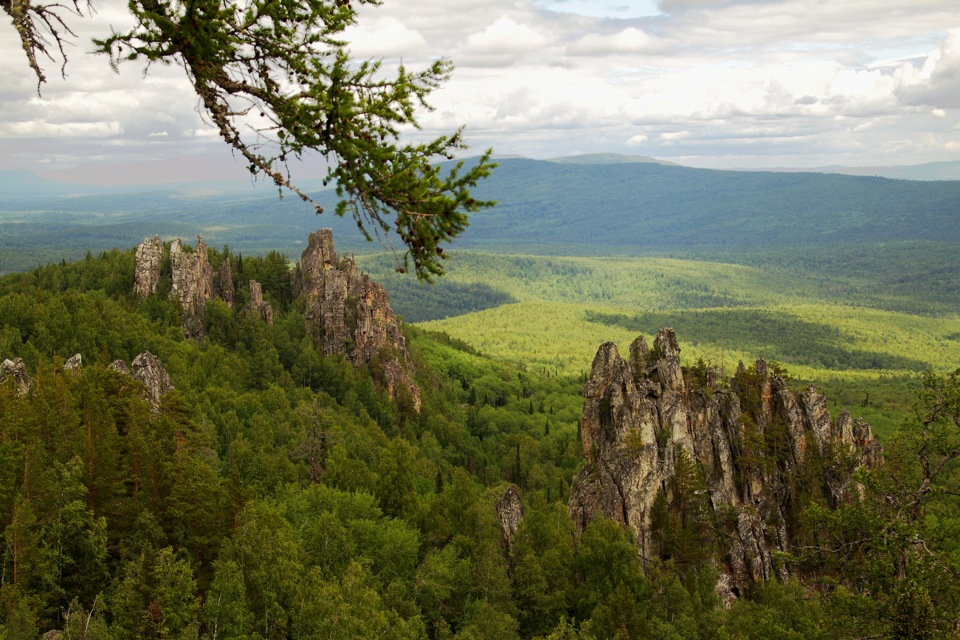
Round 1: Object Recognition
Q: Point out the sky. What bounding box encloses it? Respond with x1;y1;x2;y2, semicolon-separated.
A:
1;0;958;184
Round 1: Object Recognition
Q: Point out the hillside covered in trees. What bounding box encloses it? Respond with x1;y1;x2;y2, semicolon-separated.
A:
1;236;959;639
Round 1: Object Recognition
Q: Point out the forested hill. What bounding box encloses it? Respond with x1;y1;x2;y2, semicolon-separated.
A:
458;158;960;251
1;241;960;638
2;159;959;272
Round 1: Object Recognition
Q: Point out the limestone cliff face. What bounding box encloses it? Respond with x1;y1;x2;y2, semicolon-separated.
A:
170;235;215;336
134;235;163;298
299;229;421;411
568;329;880;601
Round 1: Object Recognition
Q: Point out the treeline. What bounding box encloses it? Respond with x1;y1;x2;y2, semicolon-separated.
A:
0;251;958;638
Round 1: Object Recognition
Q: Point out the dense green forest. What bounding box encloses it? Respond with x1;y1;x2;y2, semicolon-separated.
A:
1;246;959;639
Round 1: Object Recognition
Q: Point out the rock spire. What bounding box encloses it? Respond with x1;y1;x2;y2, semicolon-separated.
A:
568;328;881;602
299;229;421;411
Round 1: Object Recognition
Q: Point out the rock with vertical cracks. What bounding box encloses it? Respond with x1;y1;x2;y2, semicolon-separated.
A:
134;235;163;298
169;235;215;337
131;351;174;410
496;485;525;554
299;229;421;411
568;328;881;602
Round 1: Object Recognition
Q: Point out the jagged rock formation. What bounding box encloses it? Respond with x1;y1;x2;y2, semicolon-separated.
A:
107;352;173;410
108;359;130;376
0;358;30;394
64;353;82;372
247;280;274;324
568;328;880;602
299;229;421;411
134;235;163;298
218;260;235;308
170;235;215;336
496;485;525;554
131;228;419;408
132;351;174;409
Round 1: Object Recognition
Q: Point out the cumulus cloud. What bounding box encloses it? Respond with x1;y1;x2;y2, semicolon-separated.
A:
568;27;669;55
465;16;551;54
343;17;430;58
0;0;957;179
897;28;960;108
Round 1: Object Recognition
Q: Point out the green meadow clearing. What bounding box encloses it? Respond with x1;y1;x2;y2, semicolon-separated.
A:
359;252;960;437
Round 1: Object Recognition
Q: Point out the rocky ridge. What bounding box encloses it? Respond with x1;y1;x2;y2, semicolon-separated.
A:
568;328;881;602
2;351;172;410
297;229;421;411
133;229;419;409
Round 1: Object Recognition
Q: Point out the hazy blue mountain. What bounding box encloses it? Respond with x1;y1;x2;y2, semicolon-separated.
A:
2;158;959;273
457;158;960;251
546;153;679;166
743;160;960;181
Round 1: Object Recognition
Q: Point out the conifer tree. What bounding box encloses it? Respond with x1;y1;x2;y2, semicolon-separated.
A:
3;0;495;278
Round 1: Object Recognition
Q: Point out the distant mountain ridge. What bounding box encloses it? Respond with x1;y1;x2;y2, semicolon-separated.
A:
546;153;679;166
459;158;960;251
738;160;960;181
2;157;959;272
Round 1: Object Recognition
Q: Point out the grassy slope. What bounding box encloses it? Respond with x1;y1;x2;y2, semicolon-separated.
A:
393;252;960;438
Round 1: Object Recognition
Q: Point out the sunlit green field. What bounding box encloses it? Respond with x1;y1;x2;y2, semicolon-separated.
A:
383;252;960;437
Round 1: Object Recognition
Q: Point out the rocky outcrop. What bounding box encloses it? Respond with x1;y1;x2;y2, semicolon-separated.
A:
496;485;525;554
131;351;174;409
107;352;173;410
218;260;235;308
0;358;30;394
299;229;421;411
169;235;215;336
247;280;274;324
134;235;163;298
130;228;419;408
568;328;881;601
108;359;130;375
64;353;82;372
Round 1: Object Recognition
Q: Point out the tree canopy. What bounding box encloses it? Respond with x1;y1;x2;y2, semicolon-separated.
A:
1;0;494;278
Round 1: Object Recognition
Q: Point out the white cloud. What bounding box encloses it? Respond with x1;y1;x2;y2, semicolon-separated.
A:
465;16;551;54
660;130;692;142
897;28;960;108
1;0;958;179
3;121;123;137
343;17;430;58
568;27;669;55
